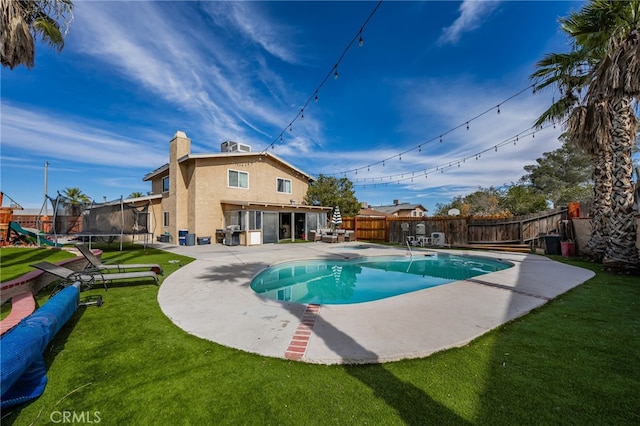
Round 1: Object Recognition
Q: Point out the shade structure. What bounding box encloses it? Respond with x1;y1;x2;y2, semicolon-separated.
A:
332;206;342;228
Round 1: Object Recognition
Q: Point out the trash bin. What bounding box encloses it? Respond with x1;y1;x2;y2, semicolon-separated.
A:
186;233;196;246
179;229;188;246
197;236;211;245
544;234;562;255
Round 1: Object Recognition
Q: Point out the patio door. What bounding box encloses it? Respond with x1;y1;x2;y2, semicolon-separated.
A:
262;212;278;244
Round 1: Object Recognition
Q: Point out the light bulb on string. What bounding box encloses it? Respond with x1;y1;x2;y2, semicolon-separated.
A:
532;133;535;138
301;110;304;120
497;105;501;114
494;146;498;152
334;67;339;80
439;135;443;143
314;93;319;103
466;122;469;130
358;32;364;47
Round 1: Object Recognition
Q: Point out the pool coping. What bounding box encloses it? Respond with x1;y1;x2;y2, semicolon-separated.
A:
157;242;595;365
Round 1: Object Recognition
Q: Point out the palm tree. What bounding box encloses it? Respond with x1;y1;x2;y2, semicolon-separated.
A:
62;186;90;217
531;34;613;261
567;0;640;272
1;0;74;69
532;0;640;272
128;191;145;199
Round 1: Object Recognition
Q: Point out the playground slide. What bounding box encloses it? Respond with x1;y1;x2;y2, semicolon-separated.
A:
9;222;60;247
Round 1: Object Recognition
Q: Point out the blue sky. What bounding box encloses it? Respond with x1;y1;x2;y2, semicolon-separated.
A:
2;0;589;212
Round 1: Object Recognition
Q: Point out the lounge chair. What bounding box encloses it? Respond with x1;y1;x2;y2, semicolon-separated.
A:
31;261;158;295
76;244;163;275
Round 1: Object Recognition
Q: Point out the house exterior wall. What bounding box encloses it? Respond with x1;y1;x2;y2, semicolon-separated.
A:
146;131;319;244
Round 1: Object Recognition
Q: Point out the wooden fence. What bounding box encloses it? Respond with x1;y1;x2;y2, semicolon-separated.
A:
342;207;568;246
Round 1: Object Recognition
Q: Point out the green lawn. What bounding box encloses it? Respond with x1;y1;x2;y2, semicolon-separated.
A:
1;246;638;425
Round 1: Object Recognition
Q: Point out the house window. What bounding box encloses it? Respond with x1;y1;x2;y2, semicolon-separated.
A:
162;176;170;192
162;211;169;227
228;170;248;189
276;178;292;194
248;211;261;231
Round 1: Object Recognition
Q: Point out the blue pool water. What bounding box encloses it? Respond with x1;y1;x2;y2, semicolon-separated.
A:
250;254;512;305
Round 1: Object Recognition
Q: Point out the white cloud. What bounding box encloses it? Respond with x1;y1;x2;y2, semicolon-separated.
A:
439;0;502;45
1;104;167;168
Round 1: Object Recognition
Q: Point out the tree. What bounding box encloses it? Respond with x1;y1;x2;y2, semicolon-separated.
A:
1;0;74;69
434;187;512;218
128;191;145;199
499;185;549;216
532;0;640;272
565;0;640;272
62;186;90;216
304;175;360;221
521;137;594;206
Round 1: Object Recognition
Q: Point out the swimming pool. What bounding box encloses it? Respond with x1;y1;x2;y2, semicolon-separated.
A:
250;253;512;305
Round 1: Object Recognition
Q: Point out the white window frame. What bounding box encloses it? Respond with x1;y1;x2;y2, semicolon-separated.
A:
228;169;249;189
276;177;292;194
162;176;170;193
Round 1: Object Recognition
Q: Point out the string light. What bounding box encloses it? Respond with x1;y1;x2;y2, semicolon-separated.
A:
325;84;535;178
347;122;555;188
259;1;383;153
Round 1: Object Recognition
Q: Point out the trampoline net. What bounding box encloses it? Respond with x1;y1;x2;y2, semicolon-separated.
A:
82;202;150;235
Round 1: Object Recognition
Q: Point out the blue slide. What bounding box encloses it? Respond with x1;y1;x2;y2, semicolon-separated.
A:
9;222;61;247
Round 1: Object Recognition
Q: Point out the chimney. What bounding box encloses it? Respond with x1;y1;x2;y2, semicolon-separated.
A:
393;199;400;205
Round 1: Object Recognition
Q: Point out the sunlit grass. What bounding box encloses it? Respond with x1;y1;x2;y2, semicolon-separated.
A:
1;248;638;425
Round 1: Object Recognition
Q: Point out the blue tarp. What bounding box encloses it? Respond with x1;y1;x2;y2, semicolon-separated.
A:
1;284;79;409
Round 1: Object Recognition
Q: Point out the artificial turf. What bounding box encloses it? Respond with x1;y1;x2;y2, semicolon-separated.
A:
1;246;638;425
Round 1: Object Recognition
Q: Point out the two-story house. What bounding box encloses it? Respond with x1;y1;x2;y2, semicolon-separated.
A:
367;200;428;217
143;131;331;245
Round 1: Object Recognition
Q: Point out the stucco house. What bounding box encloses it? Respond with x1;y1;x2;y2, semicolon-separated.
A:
142;131;331;245
367;200;428;217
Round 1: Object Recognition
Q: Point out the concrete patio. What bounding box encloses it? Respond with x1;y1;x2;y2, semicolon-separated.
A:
156;242;595;364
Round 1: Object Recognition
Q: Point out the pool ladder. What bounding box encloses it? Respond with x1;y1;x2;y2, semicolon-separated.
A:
406;239;414;259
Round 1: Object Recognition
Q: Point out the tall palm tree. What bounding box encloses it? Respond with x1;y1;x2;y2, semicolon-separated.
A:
531;34;613;261
532;0;640;272
1;0;74;69
568;0;640;272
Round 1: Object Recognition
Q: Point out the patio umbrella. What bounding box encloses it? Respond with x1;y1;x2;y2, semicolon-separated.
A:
332;206;342;229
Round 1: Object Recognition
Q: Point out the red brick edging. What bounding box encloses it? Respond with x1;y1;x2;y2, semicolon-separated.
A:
0;291;36;336
285;304;320;361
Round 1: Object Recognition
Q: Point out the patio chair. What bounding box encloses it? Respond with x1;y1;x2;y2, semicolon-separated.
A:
31;261;158;296
76;244;163;275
